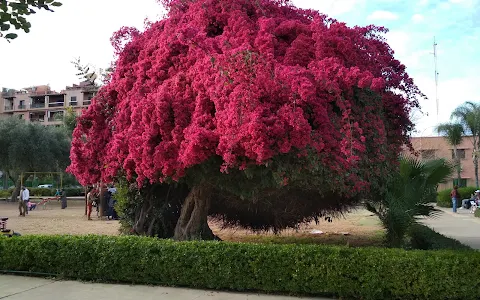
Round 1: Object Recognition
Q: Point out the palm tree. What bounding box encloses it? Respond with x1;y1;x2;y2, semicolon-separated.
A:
436;123;464;187
366;156;453;248
451;102;480;188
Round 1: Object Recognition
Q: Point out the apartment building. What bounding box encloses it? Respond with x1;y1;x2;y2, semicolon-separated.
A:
407;136;476;190
0;81;97;125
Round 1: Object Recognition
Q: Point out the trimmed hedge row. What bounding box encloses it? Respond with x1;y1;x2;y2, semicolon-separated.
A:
408;224;471;250
1;235;479;300
0;187;84;198
437;186;477;208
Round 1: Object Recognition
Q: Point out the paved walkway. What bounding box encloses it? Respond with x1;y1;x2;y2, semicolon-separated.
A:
0;275;322;300
421;206;480;249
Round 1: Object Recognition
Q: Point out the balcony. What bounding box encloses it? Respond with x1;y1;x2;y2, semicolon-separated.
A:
2;90;15;98
4;105;13;111
31;103;46;109
48;102;65;108
18;104;26;109
30;118;45;123
48;117;63;122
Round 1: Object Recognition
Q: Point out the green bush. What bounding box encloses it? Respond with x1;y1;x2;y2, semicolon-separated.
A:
475;209;480;218
0;190;9;198
407;224;471;250
1;236;479;300
437;186;477;208
29;187;84;197
0;187;84;199
30;188;55;197
63;187;84;197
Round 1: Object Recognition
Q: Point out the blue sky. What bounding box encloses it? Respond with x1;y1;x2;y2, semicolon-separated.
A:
0;0;478;135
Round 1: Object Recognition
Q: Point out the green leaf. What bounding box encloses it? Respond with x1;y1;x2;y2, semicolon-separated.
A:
51;2;62;7
0;23;10;31
5;33;18;39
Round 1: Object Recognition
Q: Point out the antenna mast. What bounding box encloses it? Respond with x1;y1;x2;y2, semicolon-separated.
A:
433;37;439;120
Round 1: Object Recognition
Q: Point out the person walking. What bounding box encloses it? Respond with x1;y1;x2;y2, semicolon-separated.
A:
19;186;30;216
60;189;67;209
450;186;460;213
18;187;25;216
86;187;95;220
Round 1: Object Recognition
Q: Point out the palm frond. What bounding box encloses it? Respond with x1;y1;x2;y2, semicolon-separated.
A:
366;156;453;247
436;122;464;146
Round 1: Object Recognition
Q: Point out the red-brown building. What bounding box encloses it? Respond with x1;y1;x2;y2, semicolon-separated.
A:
407;136;476;190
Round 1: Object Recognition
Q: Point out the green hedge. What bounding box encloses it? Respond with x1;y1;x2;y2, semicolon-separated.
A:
0;187;84;198
475;209;480;218
1;236;479;300
408;224;471;250
0;190;9;198
437;186;477;208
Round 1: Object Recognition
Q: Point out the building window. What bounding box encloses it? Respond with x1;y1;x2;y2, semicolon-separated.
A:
453;179;467;187
70;96;77;105
452;149;466;159
420;150;436;160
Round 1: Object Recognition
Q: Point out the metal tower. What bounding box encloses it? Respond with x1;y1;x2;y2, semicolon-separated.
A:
433;37;439;120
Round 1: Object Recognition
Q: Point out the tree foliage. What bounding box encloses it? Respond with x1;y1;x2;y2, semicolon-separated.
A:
63;106;78;135
0;118;70;199
68;0;422;239
436;122;464;185
451;102;480;188
366;156;453;248
0;0;62;41
71;57;113;87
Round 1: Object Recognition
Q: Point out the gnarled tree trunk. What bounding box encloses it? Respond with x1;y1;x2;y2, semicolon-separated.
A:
133;190;154;235
9;173;25;203
174;184;215;241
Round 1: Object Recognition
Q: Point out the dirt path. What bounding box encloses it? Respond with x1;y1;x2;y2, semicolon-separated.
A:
0;200;119;236
1;200;383;246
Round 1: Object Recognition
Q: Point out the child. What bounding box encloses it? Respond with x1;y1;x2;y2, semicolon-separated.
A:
28;201;37;211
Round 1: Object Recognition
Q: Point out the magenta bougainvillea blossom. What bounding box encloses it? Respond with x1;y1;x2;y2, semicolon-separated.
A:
67;0;422;195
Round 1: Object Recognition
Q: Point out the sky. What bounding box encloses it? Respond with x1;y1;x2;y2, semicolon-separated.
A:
0;0;479;136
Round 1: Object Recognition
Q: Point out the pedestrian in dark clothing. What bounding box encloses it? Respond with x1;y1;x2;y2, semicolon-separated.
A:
105;191;114;220
60;189;67;209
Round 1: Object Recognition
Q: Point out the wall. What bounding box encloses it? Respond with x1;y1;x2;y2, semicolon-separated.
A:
408;136;476;190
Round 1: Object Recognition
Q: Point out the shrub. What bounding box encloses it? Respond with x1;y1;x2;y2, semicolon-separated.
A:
366;157;452;248
1;236;479;300
31;187;84;197
29;188;55;197
407;224;471;250
437;186;477;208
0;190;9;198
475;209;480;218
63;187;84;197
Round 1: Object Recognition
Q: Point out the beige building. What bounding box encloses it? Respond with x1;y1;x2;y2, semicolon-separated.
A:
1;82;97;125
407;136;477;190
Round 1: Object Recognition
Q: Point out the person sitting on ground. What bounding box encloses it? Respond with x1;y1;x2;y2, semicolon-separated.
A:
474;192;480;207
27;201;37;211
461;191;479;209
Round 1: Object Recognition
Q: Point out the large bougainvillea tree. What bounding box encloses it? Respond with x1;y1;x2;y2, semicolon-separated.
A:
68;0;423;240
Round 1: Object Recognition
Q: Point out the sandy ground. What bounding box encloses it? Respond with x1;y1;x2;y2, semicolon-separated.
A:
0;200;119;236
1;199;383;246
